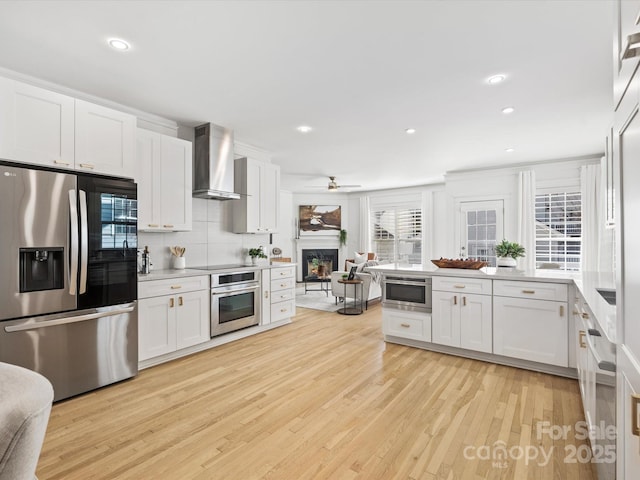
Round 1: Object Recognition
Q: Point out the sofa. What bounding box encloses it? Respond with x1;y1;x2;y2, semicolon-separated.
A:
331;259;382;309
0;362;53;480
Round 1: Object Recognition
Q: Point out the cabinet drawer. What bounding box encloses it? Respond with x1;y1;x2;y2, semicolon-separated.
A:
139;275;209;299
271;290;294;303
271;266;294;280
271;300;295;322
432;276;492;295
493;280;568;302
383;309;431;342
271;277;295;292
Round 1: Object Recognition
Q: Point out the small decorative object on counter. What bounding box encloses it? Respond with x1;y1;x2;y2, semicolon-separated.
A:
248;246;267;265
140;246;151;274
495;239;525;268
169;245;186;269
431;258;487;269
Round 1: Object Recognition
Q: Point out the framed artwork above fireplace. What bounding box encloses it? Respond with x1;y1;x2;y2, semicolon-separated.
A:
298;205;341;236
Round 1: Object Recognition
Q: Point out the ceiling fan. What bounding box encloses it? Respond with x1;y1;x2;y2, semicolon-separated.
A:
310;176;362;191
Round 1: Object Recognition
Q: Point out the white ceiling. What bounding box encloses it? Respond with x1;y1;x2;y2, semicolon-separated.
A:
0;0;613;192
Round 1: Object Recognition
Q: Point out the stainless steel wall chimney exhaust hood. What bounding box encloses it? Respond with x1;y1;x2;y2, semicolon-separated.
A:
193;123;240;200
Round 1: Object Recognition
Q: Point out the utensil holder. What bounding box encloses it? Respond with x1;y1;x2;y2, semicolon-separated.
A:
173;256;186;269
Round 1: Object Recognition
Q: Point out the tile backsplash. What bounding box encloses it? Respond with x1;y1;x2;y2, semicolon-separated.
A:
138;198;269;270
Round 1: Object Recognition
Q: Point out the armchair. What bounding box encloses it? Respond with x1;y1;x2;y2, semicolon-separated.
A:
0;362;53;480
330;270;382;309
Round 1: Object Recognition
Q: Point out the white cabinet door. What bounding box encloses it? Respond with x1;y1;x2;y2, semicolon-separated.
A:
136;129;162;230
493;296;568;367
136;129;192;231
138;296;176;361
459;293;492;353
261;269;271;326
431;290;459;347
618;346;640;479
75;99;135;178
260;162;280;232
0;77;75;169
159;135;192;231
176;290;210;350
233;157;280;233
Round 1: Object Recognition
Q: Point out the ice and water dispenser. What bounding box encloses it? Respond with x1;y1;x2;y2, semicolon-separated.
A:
19;247;64;292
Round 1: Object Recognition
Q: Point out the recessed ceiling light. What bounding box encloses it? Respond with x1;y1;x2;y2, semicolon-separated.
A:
505;147;515;153
502;106;515;114
296;125;312;133
108;38;130;51
405;128;416;134
487;74;506;85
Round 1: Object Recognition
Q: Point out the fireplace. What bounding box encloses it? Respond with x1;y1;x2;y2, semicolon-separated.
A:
301;249;339;279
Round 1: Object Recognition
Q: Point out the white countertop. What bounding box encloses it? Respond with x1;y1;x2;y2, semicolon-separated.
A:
138;262;296;282
368;263;617;343
367;263;578;283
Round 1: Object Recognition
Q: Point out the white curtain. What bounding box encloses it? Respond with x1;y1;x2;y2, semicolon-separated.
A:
581;163;602;271
359;195;371;253
517;170;536;271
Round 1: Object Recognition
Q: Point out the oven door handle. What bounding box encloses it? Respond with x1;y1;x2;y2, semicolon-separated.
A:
212;285;260;296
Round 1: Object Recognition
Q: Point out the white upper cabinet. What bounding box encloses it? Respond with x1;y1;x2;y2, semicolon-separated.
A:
233;157;280;233
136;128;192;232
75;100;136;178
0;76;136;178
0;77;75;169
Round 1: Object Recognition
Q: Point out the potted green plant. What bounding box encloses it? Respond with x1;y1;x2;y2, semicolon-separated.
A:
248;246;267;265
339;229;347;248
495;239;525;268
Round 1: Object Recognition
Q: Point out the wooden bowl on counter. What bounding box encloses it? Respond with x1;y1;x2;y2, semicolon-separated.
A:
431;258;488;270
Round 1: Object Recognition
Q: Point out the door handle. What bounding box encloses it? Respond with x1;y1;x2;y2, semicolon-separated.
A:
79;190;88;295
68;190;78;295
169;298;175;308
4;306;135;332
632;394;640;436
178;296;183;306
453;295;457;305
559;305;564;317
462;296;467;306
578;330;586;348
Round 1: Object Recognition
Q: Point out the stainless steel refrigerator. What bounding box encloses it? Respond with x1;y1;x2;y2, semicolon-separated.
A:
0;161;138;401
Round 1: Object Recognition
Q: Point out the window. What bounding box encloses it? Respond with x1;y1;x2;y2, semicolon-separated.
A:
459;200;504;267
101;194;138;249
535;191;581;271
371;206;422;263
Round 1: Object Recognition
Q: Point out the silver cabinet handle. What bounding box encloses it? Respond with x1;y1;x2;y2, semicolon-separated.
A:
78;163;95;169
454;284;466;289
54;160;71;166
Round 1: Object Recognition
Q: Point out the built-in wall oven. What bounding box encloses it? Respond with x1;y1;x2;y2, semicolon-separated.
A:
382;275;432;312
210;269;260;337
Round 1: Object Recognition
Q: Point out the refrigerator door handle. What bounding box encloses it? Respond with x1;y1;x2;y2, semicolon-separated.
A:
79;189;88;294
4;306;136;333
68;189;79;295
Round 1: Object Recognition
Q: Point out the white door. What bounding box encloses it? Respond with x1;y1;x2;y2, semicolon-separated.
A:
160;135;192;231
0;77;75;169
136;129;162;230
431;290;459;347
75;99;135;178
176;290;209;350
458;200;504;267
459;293;492;353
138;296;177;361
260;162;280;232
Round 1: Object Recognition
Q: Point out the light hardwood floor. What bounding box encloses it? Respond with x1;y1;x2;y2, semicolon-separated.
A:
37;305;596;479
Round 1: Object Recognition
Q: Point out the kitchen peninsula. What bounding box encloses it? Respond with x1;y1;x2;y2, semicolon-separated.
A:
368;263;616;378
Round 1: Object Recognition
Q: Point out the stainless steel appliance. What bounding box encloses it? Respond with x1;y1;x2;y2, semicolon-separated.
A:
0;162;138;401
207;267;260;336
382;274;432;312
192;123;240;200
586;327;616;480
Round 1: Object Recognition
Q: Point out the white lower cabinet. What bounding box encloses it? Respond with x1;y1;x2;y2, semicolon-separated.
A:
618;346;640;479
138;275;210;361
493;296;568;367
268;266;296;324
383;309;431;342
431;277;492;353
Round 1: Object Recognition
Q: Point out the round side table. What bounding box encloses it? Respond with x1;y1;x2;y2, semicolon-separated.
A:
337;278;364;315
